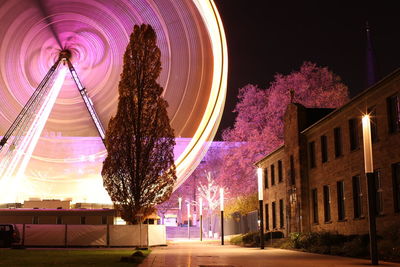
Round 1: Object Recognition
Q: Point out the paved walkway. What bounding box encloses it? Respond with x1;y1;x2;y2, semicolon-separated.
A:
140;240;400;267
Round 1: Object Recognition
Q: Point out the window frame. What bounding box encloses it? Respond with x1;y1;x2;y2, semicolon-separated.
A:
263;168;269;189
392;163;400;213
279;199;284;228
321;135;328;163
337;180;346;221
308;141;316;168
352;175;363;219
334;127;343;158
265;203;269;230
271;164;275;186
387;93;400;133
323;185;331;222
278;160;283;183
272;201;277;229
348;118;360;151
311;188;318;224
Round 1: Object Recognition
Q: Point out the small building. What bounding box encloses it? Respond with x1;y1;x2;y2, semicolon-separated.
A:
256;68;400;236
24;199;71;210
0;209;115;225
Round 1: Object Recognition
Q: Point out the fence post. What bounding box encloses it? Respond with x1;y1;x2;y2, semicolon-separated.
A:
64;224;68;248
22;224;25;247
107;223;110;247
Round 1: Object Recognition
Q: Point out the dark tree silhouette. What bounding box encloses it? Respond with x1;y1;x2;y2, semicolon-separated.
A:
102;24;176;224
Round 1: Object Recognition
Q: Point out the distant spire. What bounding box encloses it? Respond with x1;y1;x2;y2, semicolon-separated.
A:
365;21;377;87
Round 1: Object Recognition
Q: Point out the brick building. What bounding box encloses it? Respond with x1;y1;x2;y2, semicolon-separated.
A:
255;69;400;236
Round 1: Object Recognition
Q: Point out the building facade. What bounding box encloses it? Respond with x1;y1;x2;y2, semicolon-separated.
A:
256;69;400;236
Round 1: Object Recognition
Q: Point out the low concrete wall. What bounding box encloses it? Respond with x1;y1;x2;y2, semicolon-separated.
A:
15;224;166;247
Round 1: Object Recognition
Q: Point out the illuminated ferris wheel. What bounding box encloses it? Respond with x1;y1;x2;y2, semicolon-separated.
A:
0;0;227;203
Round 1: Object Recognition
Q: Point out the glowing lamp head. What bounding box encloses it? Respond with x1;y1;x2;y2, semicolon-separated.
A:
362;114;374;173
220;188;224;211
257;167;263;200
199;198;203;216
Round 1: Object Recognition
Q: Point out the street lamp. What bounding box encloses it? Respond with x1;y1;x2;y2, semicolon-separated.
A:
199;198;203;241
187;202;191;240
362;114;378;265
178;197;182;226
257;167;265;249
220;187;224;245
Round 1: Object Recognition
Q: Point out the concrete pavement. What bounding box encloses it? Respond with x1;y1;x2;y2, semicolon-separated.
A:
140;240;400;267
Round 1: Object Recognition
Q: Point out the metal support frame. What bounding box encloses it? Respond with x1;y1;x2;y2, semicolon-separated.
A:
0;55;106;155
0;59;61;151
66;59;106;143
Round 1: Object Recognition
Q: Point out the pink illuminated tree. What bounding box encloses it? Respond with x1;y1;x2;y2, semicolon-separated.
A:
222;62;349;199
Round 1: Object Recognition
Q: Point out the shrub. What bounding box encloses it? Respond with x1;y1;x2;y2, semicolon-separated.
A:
233;231;285;247
229;235;243;245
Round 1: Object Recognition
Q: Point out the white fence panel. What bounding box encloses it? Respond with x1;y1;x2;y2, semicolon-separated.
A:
148;225;166;246
24;224;65;246
109;225;148;246
67;225;106;246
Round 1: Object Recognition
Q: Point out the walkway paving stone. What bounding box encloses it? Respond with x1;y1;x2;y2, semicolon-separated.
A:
140;240;400;267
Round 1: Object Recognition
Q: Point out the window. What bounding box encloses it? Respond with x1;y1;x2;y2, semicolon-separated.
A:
311;188;318;223
323;185;331;222
392;163;400;212
374;170;383;215
334;127;342;157
352;175;363;219
387;93;400;133
272;201;276;229
368;106;378;142
80;216;86;225
264;168;268;189
101;216;107;225
265;204;269;230
309;141;316;168
321;135;328;163
337;181;346;220
32;216;39;224
348;118;359;151
56;216;63;224
290;155;295;185
271;164;275;185
278;160;283;183
279;199;284;228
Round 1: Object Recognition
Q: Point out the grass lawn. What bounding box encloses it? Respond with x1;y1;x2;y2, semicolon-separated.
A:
0;248;151;266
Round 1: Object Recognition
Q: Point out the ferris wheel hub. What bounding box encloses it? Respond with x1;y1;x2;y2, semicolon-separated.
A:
59;49;72;60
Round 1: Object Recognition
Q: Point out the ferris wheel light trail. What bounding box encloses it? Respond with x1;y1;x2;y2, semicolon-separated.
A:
0;0;227;203
0;65;67;203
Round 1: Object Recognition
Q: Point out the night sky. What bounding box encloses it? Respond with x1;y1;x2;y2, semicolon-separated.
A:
213;1;400;140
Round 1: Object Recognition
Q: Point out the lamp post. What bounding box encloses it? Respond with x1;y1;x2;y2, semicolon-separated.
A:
257;168;265;249
178;197;182;226
220;188;224;245
362;114;378;265
199;198;203;241
187;202;190;239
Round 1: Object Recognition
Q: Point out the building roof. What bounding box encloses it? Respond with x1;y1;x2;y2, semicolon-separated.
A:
301;67;400;134
0;209;116;216
254;145;284;166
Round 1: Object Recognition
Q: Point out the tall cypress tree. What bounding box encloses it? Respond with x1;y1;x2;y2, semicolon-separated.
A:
102;24;176;223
